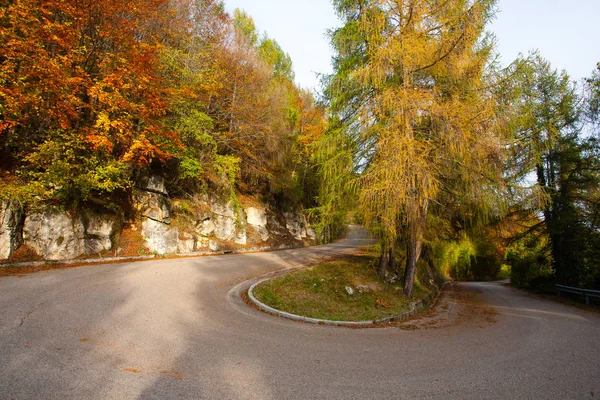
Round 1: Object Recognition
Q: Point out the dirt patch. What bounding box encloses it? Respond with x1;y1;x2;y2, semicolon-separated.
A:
116;224;151;257
7;245;42;263
238;194;263;208
395;284;498;330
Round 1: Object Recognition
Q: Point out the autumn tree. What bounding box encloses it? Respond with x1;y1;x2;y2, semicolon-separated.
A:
0;0;179;206
203;9;323;204
323;0;506;296
158;0;235;194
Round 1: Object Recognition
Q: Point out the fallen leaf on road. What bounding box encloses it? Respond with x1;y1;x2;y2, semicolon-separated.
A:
158;370;183;381
124;368;141;374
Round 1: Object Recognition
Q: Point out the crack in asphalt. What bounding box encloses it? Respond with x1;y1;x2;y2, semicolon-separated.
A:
12;300;51;331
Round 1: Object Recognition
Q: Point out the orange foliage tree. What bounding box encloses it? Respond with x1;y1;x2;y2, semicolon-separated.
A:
0;1;324;211
0;0;179;205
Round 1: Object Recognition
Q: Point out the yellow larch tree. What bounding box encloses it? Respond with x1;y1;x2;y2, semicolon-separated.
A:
325;0;506;296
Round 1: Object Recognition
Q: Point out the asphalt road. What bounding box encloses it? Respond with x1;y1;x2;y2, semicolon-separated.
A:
0;230;599;399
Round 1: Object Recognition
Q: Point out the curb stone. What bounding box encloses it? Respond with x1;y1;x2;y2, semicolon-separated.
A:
248;277;451;327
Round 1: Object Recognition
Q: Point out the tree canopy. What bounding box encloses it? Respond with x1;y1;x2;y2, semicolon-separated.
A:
0;0;325;211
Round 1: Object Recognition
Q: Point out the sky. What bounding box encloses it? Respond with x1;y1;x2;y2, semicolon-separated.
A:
224;0;600;91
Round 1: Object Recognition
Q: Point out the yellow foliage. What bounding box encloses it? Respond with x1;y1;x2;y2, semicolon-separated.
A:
333;0;505;246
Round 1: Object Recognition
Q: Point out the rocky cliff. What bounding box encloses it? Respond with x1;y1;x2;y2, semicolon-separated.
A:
0;176;316;263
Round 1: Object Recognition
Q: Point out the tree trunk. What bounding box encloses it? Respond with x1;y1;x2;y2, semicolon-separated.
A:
389;247;397;277
403;219;419;297
421;245;442;286
403;200;427;297
378;245;389;281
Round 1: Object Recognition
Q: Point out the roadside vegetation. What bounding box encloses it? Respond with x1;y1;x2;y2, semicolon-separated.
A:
253;252;435;322
497;266;512;281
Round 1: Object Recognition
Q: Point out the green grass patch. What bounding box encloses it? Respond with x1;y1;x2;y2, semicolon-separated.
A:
252;254;429;322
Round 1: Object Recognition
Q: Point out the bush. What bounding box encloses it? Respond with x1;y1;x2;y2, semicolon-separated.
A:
430;228;504;281
505;239;553;287
432;238;475;280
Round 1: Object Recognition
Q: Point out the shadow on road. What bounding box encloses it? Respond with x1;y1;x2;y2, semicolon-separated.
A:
2;229;599;399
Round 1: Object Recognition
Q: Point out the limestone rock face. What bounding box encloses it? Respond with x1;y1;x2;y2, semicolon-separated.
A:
142;219;209;255
133;174;171;224
135;174;180;254
82;211;120;254
210;216;247;245
284;211;316;241
138;175;168;196
211;199;236;219
197;219;216;237
207;197;246;244
246;207;267;227
177;232;196;254
142;219;179;255
233;228;247;245
284;211;307;241
197;236;210;249
0;201;24;260
306;226;317;241
213;215;236;241
133;189;170;224
2;187;316;261
23;211;85;260
245;206;269;242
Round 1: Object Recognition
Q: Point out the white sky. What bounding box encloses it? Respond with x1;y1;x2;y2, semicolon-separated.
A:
224;0;600;90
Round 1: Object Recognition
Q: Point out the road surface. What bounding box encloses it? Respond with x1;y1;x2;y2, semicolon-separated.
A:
0;230;599;399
